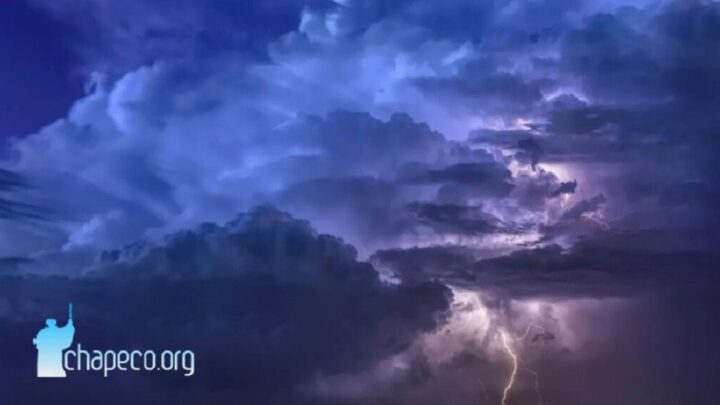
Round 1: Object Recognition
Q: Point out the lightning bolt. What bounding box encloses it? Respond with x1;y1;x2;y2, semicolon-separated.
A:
519;357;543;405
499;323;545;405
500;331;519;405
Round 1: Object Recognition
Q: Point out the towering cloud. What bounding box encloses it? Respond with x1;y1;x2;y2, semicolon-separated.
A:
1;0;720;403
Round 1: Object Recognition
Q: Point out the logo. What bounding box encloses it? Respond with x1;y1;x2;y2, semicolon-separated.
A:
33;304;195;378
33;303;75;377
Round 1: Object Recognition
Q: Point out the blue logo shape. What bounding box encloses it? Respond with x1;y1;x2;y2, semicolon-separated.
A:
33;303;75;378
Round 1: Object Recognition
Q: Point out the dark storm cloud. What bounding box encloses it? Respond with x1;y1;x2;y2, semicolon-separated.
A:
468;0;720;244
372;246;476;285
404;163;512;186
548;2;720;152
0;257;33;274
458;1;720;191
550;180;577;197
0;169;45;221
416;71;543;115
275;176;407;244
0;169;27;191
402;163;515;204
560;11;664;103
630;181;720;216
375;228;720;299
517;138;543;170
270;111;447;177
258;112;512;249
472;128;539;144
0;206;450;404
559;194;606;222
406;202;499;235
543;99;659;140
558;2;720;115
471;231;720;299
511;168;579;210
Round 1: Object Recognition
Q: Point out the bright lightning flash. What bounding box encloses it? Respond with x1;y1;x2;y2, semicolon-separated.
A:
499;323;545;405
500;331;519;405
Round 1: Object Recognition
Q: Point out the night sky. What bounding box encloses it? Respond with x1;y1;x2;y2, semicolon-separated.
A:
1;1;720;404
0;0;83;138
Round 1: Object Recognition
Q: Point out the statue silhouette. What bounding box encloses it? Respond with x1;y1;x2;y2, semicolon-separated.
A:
33;304;75;377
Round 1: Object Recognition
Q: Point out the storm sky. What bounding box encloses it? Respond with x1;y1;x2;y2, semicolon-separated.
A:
1;1;719;404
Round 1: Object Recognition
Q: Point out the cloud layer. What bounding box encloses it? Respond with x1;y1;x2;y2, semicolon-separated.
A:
0;206;450;403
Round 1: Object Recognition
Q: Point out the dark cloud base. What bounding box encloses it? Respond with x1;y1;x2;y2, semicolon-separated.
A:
0;207;450;404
